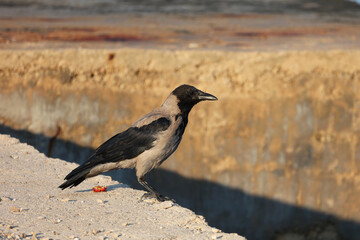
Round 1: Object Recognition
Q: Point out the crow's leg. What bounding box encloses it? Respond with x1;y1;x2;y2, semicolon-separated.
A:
137;176;172;202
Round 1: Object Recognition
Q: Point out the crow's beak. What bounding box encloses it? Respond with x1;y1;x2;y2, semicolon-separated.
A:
197;90;218;101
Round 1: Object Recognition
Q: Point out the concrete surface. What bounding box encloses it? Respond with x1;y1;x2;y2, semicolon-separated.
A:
0;134;245;240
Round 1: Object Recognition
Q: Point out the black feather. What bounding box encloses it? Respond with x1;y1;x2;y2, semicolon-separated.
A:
94;117;171;163
175;114;187;137
59;117;171;190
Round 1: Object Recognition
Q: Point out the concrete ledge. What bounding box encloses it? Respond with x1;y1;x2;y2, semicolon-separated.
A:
0;134;245;240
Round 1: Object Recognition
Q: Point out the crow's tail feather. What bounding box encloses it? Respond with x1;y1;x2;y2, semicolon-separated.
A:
58;164;92;190
58;176;86;190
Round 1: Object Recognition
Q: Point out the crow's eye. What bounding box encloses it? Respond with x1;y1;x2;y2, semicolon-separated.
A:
188;88;196;96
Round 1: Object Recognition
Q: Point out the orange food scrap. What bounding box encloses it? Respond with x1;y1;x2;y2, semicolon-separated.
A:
92;186;107;192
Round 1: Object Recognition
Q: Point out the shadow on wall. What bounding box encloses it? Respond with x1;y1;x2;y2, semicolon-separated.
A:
1;124;359;240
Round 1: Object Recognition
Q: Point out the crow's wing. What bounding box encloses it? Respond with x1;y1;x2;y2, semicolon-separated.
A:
93;116;171;163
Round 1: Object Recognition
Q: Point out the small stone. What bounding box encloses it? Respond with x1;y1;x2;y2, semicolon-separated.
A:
61;198;70;202
1;196;13;202
37;216;45;220
46;195;53;199
158;201;174;209
73;237;80;240
212;228;221;233
10;206;20;212
19;208;28;212
10;154;19;159
142;198;156;204
19;233;27;238
211;234;223;239
7;233;15;239
92;229;99;235
6;224;16;229
32;232;38;240
96;199;104;204
113;233;122;238
54;219;62;224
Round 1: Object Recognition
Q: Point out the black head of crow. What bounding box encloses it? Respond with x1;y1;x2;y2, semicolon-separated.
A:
173;84;218;117
59;84;217;201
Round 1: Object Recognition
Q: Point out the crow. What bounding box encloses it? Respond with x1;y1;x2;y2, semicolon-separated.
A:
59;84;217;201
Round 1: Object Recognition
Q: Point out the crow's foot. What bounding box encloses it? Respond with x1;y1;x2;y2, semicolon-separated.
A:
139;192;174;202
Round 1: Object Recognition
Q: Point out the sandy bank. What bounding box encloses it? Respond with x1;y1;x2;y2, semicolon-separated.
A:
0;134;245;240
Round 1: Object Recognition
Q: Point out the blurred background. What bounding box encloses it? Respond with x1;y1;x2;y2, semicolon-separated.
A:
1;1;360;240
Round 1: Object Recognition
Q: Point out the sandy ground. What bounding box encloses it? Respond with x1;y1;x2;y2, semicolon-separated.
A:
0;134;245;240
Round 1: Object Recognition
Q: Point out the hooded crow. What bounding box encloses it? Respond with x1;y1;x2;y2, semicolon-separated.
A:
59;84;217;201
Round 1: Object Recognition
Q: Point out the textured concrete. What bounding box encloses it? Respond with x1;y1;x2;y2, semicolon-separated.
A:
1;49;360;239
0;134;245;240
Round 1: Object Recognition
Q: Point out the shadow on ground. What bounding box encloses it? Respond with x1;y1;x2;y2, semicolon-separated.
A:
1;124;359;240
